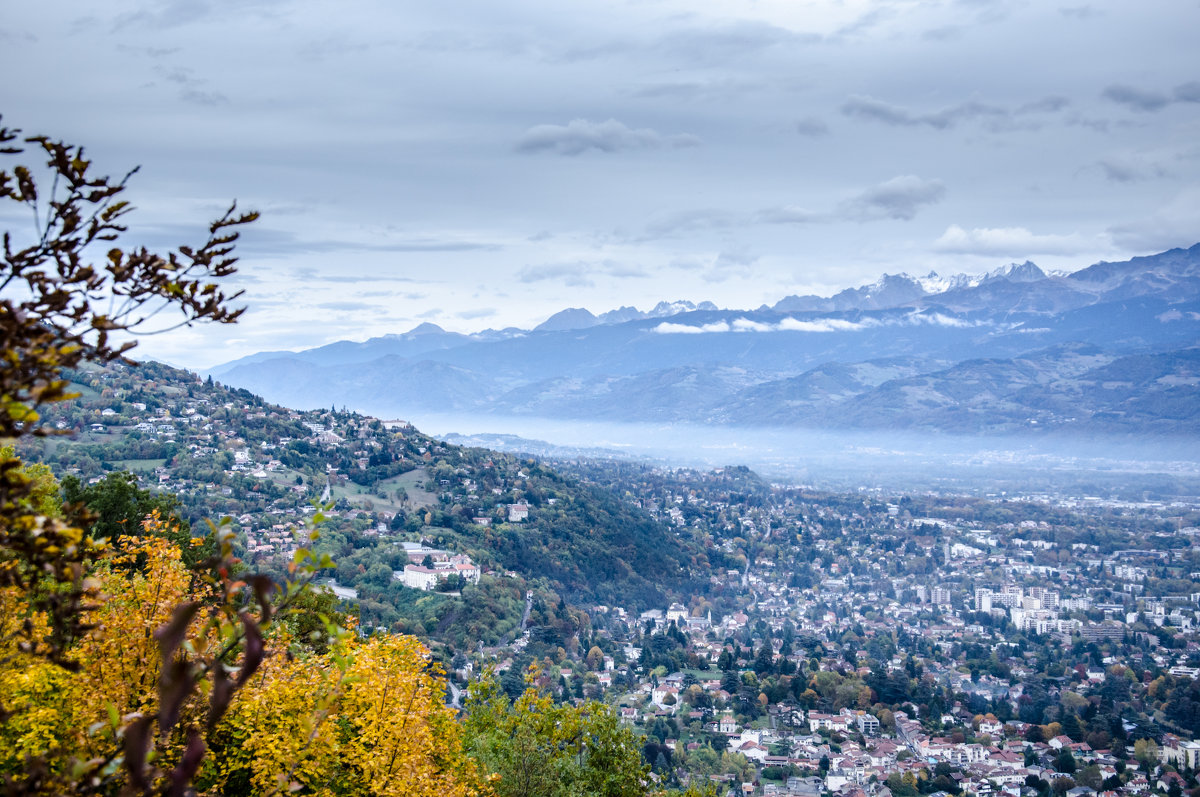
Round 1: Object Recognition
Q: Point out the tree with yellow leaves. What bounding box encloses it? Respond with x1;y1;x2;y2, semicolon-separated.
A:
0;512;488;795
205;632;485;796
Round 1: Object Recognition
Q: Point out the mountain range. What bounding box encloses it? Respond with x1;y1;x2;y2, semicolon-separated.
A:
207;244;1200;436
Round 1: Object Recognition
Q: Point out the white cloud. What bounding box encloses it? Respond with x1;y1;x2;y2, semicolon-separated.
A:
776;317;871;332
905;311;983;328
732;318;773;332
653;321;732;334
933;225;1094;256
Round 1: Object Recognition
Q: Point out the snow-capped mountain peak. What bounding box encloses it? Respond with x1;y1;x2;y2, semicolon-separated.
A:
981;261;1047;284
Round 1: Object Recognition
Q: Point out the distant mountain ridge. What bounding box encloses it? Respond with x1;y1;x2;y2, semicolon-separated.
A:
208;244;1200;436
534;300;721;332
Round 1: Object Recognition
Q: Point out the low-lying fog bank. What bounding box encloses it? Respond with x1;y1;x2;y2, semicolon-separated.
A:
404;412;1200;501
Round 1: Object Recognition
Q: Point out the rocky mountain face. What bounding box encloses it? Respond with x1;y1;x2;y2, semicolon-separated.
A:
209;244;1200;435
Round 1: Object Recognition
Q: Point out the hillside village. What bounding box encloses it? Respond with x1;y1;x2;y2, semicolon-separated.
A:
20;361;1200;797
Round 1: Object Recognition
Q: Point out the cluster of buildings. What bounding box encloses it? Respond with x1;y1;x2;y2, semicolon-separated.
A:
394;541;482;591
495;464;1200;797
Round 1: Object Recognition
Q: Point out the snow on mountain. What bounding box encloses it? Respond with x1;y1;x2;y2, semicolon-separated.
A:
913;271;974;294
645;300;719;317
980;261;1048;284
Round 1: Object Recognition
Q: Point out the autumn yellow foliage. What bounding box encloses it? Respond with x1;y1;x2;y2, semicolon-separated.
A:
0;527;194;771
205;633;485;796
0;515;486;796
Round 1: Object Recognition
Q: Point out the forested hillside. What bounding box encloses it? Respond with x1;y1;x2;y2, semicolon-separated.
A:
21;359;718;650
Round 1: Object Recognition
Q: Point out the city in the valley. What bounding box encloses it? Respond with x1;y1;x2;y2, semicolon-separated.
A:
26;359;1200;797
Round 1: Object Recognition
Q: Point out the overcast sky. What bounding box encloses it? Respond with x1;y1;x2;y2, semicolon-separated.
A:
4;0;1199;367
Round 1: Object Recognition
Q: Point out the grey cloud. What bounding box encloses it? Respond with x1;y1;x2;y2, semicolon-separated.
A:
1102;81;1200;112
0;30;37;44
238;228;501;258
842;95;933;127
842;94;1067;131
1059;5;1101;19
795;117;829;137
157;66;198;85
840;176;946;221
1098;160;1141;183
658;20;814;62
841;95;1003;129
1174;82;1200;103
179;88;229;106
1102;84;1171;112
1018;96;1070;114
516;118;701;156
1096;156;1167;183
629;78;763;103
154;65;229;105
116;44;180;57
113;1;214;31
1065;113;1114;133
667;176;944;235
112;0;287;31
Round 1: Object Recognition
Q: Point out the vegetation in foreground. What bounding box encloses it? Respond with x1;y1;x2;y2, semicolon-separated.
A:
0;114;717;795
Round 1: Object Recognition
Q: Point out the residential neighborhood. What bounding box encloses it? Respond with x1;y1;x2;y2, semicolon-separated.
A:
24;361;1200;797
